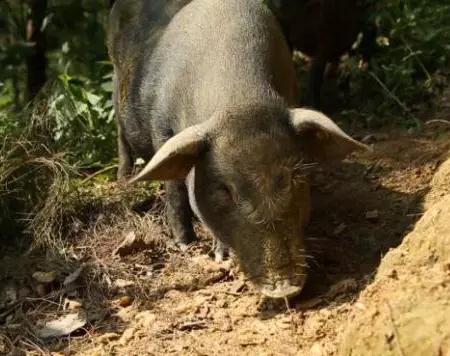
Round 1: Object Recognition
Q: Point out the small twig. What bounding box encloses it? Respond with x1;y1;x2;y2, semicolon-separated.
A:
178;320;207;331
425;119;450;126
0;301;22;320
367;71;421;128
19;337;47;356
386;302;406;356
80;164;118;185
400;36;432;82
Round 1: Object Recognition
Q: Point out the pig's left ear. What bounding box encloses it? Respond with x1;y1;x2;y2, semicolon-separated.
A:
289;108;369;161
128;121;212;183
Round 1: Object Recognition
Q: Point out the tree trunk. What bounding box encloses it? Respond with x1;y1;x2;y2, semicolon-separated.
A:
26;0;47;101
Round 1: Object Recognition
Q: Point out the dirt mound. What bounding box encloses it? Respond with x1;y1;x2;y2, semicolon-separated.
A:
425;153;450;208
2;128;450;356
339;155;450;356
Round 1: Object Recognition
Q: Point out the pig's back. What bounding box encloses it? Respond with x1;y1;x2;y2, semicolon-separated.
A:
139;0;297;131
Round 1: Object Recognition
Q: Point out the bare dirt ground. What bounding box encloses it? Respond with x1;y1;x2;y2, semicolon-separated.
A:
1;100;450;355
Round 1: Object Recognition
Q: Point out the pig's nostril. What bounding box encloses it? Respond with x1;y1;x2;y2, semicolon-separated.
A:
258;277;306;299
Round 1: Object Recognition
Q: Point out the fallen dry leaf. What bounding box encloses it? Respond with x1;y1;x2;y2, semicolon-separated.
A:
38;313;87;338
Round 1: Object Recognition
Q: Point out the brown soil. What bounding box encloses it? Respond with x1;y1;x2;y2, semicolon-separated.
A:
1;120;450;355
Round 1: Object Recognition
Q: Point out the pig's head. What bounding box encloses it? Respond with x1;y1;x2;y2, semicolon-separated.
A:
130;106;366;298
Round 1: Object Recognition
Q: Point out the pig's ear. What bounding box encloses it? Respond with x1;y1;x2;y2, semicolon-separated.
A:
289;108;369;161
128;123;210;183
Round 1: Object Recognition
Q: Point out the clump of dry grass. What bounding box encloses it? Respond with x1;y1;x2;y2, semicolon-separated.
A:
0;80;159;250
0;83;77;247
0;134;75;246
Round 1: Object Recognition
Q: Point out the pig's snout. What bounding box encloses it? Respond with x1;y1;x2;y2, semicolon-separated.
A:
258;276;307;299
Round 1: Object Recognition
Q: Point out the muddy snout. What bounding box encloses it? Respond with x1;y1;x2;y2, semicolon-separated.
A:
237;232;308;299
258;275;307;299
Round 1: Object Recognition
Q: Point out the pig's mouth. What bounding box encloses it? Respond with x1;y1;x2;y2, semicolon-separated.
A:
253;276;307;299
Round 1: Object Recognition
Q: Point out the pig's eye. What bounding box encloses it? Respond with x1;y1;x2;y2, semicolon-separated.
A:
274;171;292;191
217;184;234;202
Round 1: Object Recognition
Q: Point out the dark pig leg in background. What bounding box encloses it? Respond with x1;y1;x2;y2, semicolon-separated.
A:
113;71;134;180
213;239;229;262
306;56;327;109
117;125;134;180
166;180;197;249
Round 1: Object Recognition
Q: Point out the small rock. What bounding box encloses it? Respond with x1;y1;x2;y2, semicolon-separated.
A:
333;223;347;236
32;271;57;284
365;210;379;222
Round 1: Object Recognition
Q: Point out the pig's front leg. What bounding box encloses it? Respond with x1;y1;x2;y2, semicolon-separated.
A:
165;180;197;250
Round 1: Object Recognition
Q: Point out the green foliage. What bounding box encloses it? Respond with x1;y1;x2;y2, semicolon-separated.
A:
47;68;116;166
0;0;116;165
345;0;450;126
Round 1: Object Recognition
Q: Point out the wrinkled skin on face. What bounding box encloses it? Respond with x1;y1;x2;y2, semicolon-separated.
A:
190;108;311;298
130;107;366;298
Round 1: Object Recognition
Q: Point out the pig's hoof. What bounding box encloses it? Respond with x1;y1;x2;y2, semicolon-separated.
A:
178;242;191;252
175;231;198;252
214;244;230;262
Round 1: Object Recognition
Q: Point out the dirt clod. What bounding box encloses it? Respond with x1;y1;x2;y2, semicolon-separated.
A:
32;271;57;284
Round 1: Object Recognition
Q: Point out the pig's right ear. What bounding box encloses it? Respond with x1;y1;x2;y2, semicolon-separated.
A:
128;123;211;183
289;108;369;161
